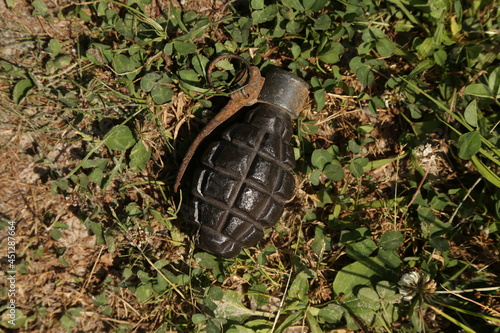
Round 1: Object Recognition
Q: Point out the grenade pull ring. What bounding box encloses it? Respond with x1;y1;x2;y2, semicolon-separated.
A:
174;55;265;192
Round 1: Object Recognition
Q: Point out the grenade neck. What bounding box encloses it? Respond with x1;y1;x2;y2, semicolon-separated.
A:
257;69;309;119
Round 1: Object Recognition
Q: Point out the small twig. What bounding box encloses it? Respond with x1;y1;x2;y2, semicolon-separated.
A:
399;167;430;225
270;267;294;333
81;246;104;292
450;177;481;226
438;286;500;317
435;286;500;294
271;218;304;333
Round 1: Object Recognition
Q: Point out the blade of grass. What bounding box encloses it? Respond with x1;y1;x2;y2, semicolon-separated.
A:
106;0;165;37
471;155;500;187
362;152;408;173
386;0;430;35
433;301;500;325
427;304;476;333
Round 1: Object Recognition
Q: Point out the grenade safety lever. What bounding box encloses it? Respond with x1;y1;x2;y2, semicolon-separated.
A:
175;54;309;258
174;55;265;193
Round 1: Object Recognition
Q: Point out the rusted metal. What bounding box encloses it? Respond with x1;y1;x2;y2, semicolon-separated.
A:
206;53;252;94
174;55;265;192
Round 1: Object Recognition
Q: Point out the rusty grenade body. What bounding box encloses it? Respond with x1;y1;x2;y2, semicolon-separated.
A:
188;69;309;258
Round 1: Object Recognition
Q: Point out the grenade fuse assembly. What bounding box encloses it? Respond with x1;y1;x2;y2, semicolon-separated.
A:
175;55;309;258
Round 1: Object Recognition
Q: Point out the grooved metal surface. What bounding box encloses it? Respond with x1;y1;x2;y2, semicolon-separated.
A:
191;104;295;258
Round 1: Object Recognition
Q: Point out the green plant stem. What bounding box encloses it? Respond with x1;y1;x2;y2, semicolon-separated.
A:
434;301;500;324
427;304;476;333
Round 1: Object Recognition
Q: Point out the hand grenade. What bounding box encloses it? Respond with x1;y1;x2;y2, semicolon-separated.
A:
175;56;309;258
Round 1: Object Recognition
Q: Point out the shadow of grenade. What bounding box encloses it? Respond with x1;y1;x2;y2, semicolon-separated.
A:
178;67;309;258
